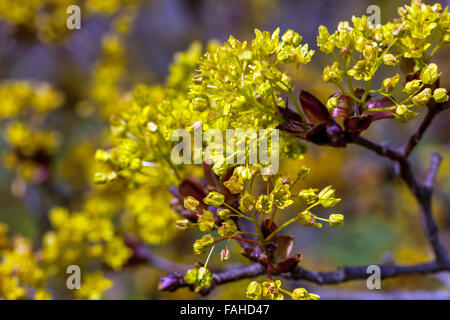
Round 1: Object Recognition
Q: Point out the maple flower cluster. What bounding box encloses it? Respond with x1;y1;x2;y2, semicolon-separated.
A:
177;164;342;299
0;0;447;300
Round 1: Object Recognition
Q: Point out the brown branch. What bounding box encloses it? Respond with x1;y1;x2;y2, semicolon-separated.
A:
417;153;447;262
353;136;403;161
158;263;266;295
287;259;450;284
424;152;443;189
402;108;439;157
158;257;450;294
353;106;448;262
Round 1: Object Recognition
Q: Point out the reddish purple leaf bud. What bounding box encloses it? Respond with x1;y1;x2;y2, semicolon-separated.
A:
366;97;395;121
277;105;305;133
158;273;185;291
274;254;302;273
299;90;330;124
344;115;373;133
306;122;346;147
331;94;353;118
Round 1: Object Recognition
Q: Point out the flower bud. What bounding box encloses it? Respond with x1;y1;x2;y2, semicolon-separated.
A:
363;42;378;61
318;185;341;208
323;62;344;84
185;268;198;285
204;191;225;207
383;53;398;66
329;213;344;227
292;288;309;300
95;150;110;163
239;193;256;213
403;79;422;95
433;88;449;103
412;88;432;107
218;219;237;237
106;171;117;182
395;104;417;123
397;6;407;16
220;248;231;261
392;23;406;37
217;208;231;220
242;50;253;61
309;293;320;300
176;219;189;230
192;97;208;112
340;46;352;59
198;267;210;281
250;164;262;177
193;234;214;255
184;196;199;211
258;81;273;98
381;74;400;92
93;172;107;184
297;211;322;228
282;29;294;43
292;288;320;300
129;158;142;171
159;273;185;291
272;180;294;209
198;210;215;232
292;34;303;47
255;194;273;215
326;97;338;110
420;63;440;85
246;281;262;300
224;175;244;194
234;166;252;180
261;280;283;300
298;188;318;205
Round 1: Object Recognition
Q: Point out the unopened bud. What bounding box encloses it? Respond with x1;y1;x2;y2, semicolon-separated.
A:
192;97;208;112
93;173;107;184
220;248;231;261
404;79;422;95
176;219;189;230
420;63;440;85
204;191;225;207
433;88;449;103
297;211;322;228
383;53;398;66
412;88;432;107
184;196;199;211
329;213;344;227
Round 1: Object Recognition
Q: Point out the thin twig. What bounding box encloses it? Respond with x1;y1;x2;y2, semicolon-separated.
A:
352;106;448;262
402;108;438;157
287;260;450;284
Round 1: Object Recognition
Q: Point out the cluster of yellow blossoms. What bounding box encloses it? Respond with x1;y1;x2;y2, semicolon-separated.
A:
0;0;141;43
179;166;343;299
0;81;64;182
319;0;449;123
246;280;319;300
0;0;448;300
0;223;50;299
